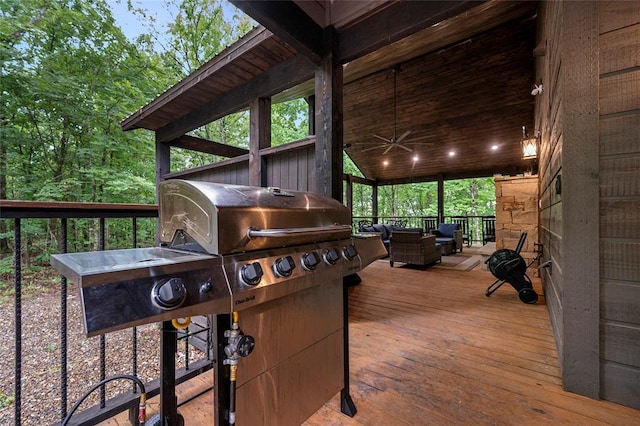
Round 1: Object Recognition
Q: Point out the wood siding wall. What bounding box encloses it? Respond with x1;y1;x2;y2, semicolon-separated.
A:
265;144;316;191
598;0;640;409
538;0;640;409
165;139;316;192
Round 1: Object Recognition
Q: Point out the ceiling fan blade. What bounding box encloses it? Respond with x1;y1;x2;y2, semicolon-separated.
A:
395;130;412;143
383;144;395;155
398;144;414;152
373;134;391;143
357;141;391;145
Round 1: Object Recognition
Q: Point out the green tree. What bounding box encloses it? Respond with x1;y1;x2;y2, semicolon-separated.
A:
1;0;164;203
1;0;168;256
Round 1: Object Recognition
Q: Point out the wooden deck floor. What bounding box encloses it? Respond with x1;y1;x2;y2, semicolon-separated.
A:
103;259;640;425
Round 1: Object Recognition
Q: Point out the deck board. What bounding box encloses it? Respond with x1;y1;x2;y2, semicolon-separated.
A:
102;259;640;425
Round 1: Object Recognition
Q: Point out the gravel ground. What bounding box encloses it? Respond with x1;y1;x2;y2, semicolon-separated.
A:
0;270;208;425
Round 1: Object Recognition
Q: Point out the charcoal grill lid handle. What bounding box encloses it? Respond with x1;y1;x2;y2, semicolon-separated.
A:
247;224;352;239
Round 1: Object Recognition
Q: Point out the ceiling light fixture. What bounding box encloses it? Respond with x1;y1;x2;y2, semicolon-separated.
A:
491;145;499;151
449;151;455;157
412;155;419;162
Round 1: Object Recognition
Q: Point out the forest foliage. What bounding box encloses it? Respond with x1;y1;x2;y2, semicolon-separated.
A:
0;0;495;265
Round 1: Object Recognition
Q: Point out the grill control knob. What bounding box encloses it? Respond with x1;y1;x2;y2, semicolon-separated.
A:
302;251;321;270
152;278;186;310
343;244;358;260
241;262;263;286
274;255;296;277
324;248;340;265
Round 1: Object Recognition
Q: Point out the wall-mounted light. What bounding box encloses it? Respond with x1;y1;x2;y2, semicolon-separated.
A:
521;126;538;160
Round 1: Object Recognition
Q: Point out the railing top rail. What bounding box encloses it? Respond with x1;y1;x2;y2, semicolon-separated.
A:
0;200;158;219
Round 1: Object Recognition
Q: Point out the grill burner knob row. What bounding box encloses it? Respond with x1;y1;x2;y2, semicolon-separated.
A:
343;244;358;260
324;248;341;265
241;262;263;286
152;277;186;310
302;251;321;270
274;255;296;277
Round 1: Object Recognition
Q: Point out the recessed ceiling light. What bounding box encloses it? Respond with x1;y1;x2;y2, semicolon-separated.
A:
412;155;419;162
449;151;455;157
491;145;499;151
383;160;389;166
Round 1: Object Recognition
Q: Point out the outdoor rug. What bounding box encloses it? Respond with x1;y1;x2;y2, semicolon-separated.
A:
434;253;483;271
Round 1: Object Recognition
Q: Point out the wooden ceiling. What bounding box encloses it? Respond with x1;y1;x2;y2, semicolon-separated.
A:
122;0;539;184
343;11;537;183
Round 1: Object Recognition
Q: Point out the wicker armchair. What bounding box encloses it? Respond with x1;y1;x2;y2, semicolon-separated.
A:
389;230;441;267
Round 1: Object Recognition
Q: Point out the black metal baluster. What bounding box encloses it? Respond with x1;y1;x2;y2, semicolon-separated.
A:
184;330;190;371
132;217;138;393
99;217;106;408
14;219;22;426
60;218;68;420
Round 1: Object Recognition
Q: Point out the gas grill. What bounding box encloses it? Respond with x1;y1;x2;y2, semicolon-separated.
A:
51;180;386;425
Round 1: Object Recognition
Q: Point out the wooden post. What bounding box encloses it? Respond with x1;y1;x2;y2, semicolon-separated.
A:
306;95;315;136
372;184;378;223
314;27;343;200
560;0;599;398
437;174;444;224
345;174;353;214
249;97;271;187
155;136;170;244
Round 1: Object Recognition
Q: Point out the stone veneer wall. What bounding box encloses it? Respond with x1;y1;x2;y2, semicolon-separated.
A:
494;175;539;276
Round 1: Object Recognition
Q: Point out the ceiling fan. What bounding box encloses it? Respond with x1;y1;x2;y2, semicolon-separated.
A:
358;66;431;155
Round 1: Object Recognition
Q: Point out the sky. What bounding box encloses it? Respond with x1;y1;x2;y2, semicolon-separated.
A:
107;0;178;45
107;0;241;49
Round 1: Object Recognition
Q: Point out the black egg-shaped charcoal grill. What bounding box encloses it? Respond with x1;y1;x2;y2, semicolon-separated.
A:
485;232;539;304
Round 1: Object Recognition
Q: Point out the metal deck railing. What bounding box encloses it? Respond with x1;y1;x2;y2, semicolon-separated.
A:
352;215;496;245
0;201;213;425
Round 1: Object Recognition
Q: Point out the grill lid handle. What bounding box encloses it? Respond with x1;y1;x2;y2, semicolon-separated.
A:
247;224;352;239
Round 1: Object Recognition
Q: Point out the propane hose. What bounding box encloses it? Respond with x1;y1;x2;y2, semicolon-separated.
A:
61;374;147;425
222;311;256;424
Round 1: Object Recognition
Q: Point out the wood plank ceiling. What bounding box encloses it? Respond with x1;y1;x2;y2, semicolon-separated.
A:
344;12;537;183
122;0;539;185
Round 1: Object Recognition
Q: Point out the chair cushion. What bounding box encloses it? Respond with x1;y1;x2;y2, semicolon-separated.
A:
360;225;376;233
438;223;460;238
372;223;389;240
402;227;423;234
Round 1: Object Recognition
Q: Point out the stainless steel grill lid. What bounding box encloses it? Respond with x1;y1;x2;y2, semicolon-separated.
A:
159;180;352;254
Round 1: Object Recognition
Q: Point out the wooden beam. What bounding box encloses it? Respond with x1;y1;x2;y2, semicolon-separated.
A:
230;0;323;62
314;27;343;200
337;0;482;63
156;55;314;143
342;173;375;186
376;166;524;186
249;97;271;186
169;135;248;158
560;0;600;398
